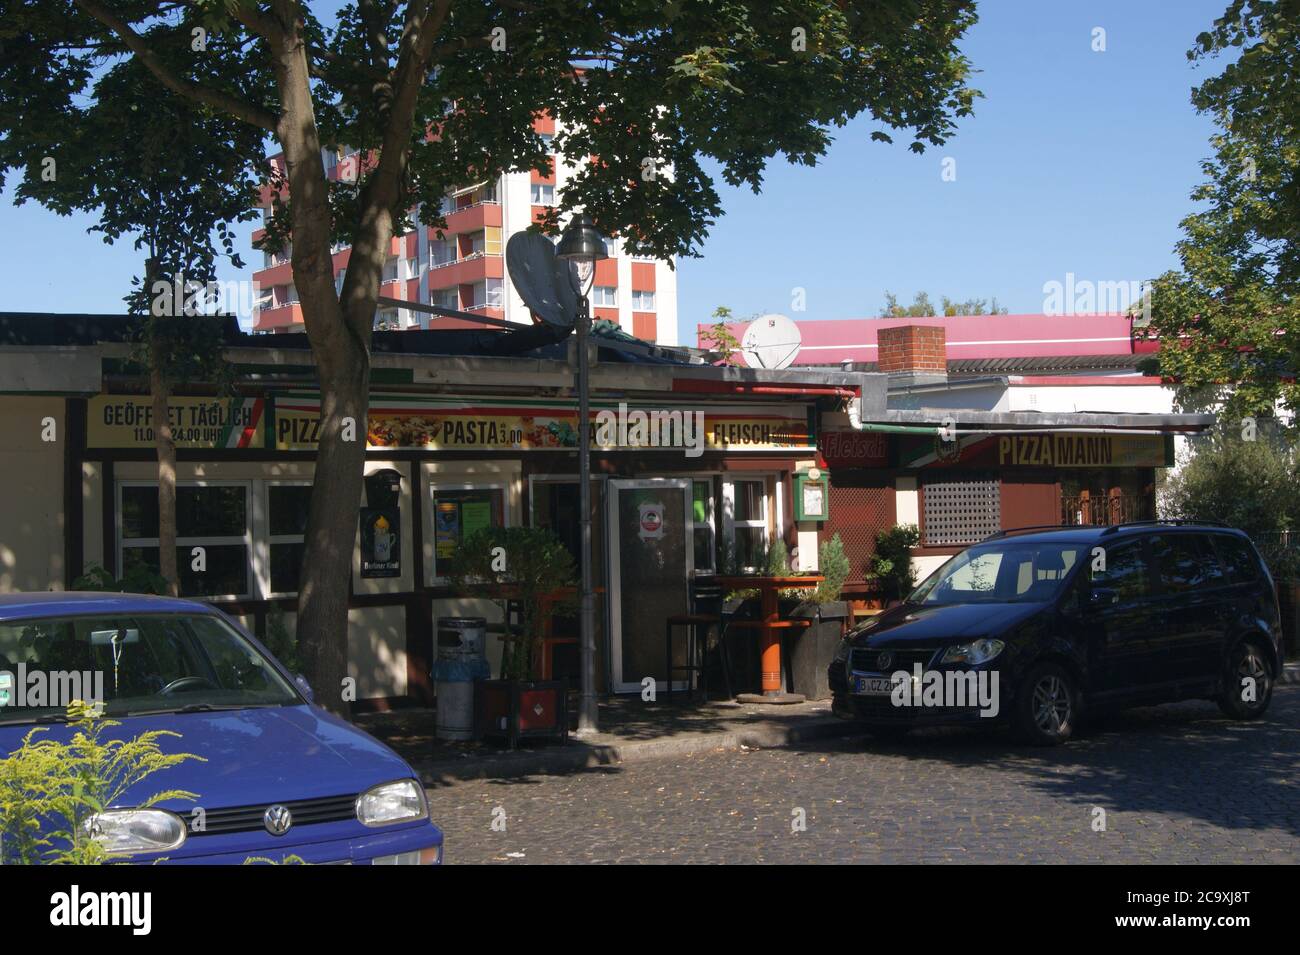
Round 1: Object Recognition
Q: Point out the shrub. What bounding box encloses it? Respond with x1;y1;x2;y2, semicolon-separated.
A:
866;523;921;600
813;534;850;604
0;701;202;864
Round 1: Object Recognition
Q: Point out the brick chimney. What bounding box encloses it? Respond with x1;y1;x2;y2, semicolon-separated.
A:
876;324;947;383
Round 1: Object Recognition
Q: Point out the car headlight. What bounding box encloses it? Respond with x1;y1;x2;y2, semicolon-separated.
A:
356;779;428;827
833;637;853;663
85;809;187;856
939;638;1005;666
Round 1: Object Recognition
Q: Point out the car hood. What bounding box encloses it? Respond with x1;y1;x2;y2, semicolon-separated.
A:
0;704;414;810
852;600;1047;646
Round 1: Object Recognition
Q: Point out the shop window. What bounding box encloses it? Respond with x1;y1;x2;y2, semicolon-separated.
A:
921;476;1000;547
267;483;312;596
691;480;716;575
724;478;768;572
120;483;251;598
432;486;506;579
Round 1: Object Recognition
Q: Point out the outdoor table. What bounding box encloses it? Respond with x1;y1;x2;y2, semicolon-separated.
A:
713;575;823;704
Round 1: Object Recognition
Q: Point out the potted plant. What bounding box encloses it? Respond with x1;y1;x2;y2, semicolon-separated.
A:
785;534;851;700
449;526;576;747
865;523;921;607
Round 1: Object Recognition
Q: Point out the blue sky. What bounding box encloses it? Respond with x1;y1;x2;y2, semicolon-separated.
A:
0;0;1229;342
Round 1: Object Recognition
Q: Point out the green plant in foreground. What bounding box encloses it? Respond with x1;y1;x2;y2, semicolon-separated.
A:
0;701;203;865
866;524;921;601
812;534;851;605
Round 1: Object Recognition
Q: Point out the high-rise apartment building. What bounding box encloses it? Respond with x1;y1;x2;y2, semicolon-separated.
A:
251;115;678;343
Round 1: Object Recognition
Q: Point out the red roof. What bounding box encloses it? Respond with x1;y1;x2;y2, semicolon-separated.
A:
699;314;1154;366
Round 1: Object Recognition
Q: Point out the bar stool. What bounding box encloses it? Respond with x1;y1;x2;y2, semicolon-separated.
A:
664;581;734;701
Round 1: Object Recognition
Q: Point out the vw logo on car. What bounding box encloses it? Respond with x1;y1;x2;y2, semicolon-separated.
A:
263;804;294;836
876;651;893;671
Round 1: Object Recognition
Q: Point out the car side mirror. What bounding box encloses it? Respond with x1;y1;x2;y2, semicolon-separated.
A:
294;673;315;703
1086;587;1119;609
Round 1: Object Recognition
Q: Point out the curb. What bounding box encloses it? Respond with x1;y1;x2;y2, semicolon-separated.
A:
416;715;862;785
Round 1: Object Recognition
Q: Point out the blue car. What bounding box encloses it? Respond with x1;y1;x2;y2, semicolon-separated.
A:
0;592;443;864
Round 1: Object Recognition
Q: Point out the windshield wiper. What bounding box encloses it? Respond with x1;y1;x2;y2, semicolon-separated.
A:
0;712;73;726
125;702;285;717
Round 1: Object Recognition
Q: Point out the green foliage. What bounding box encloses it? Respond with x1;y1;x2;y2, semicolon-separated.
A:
881;291;1007;317
866;523;921;600
1162;432;1300;576
263;605;302;674
701;306;743;365
448;527;576;680
812;534;851;604
71;562;168;596
1143;1;1300;421
764;539;791;577
0;701;202;865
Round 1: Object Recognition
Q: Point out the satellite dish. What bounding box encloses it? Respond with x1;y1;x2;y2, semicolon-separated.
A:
741;313;802;369
506;232;579;328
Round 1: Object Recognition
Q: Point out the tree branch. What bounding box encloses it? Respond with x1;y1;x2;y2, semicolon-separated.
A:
73;0;279;132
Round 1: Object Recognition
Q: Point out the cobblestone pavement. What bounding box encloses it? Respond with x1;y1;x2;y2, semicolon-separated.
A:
425;687;1300;864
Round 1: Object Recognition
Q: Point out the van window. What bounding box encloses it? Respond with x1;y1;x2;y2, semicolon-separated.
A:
1214;534;1262;584
1150;534;1224;592
1091;540;1150;601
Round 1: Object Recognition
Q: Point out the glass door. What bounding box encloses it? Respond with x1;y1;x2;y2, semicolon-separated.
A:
607;479;692;693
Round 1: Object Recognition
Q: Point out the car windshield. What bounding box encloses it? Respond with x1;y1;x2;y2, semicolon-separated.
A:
0;612;300;723
909;540;1086;606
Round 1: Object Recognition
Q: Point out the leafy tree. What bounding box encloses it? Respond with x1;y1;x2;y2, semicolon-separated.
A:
1161;431;1300;575
865;522;920;600
448;526;576;680
880;290;1007;317
1142;0;1300;422
3;49;259;596
700;305;743;365
4;0;979;715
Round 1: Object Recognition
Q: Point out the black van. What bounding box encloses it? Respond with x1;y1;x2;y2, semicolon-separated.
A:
829;522;1282;745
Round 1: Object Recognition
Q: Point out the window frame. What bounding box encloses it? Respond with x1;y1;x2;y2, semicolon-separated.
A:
263;480;313;599
117;480;254;601
722;476;771;574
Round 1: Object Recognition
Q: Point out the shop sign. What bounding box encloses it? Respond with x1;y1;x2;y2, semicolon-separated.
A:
273;395;813;453
817;429;890;468
88;396;265;449
360;507;400;578
638;501;665;540
901;432;1174;469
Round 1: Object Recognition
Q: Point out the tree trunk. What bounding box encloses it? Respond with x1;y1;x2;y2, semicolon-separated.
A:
150;338;179;598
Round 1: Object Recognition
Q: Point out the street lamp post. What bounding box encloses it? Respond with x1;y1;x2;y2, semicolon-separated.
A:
556;214;607;736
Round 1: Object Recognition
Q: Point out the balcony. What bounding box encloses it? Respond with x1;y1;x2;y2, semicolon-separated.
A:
253;303;304;332
254;260;293;288
432;201;502;237
427;253;503;289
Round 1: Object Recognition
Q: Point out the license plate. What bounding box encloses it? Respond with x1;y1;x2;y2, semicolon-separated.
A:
853;674;904;696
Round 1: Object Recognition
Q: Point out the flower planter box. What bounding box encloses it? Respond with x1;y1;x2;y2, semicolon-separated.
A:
475;678;568;749
783;601;850;701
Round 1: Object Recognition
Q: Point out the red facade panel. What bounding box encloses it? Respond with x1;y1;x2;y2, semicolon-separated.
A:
630;261;656;290
631;312;657;340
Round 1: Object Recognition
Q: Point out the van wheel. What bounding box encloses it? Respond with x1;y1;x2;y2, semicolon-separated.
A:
1217;641;1273;720
1015;663;1076;746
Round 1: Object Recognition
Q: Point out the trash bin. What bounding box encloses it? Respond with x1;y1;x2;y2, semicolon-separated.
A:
432;617;491;741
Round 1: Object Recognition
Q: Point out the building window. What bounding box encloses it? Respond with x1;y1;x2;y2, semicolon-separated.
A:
119;483;251;599
631;289;656;311
430;238;455;267
724;478;768;572
432;486;507;579
382;258;399;283
592;286;617;308
375;309;400;330
692;480;716;575
431;288;459;310
530;182;555;205
538;133;555;154
921;476;1001;547
267;483;311;596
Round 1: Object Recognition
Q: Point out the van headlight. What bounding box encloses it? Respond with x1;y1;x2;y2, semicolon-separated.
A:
356;779;428;827
85;809;187;855
939;638;1005;666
